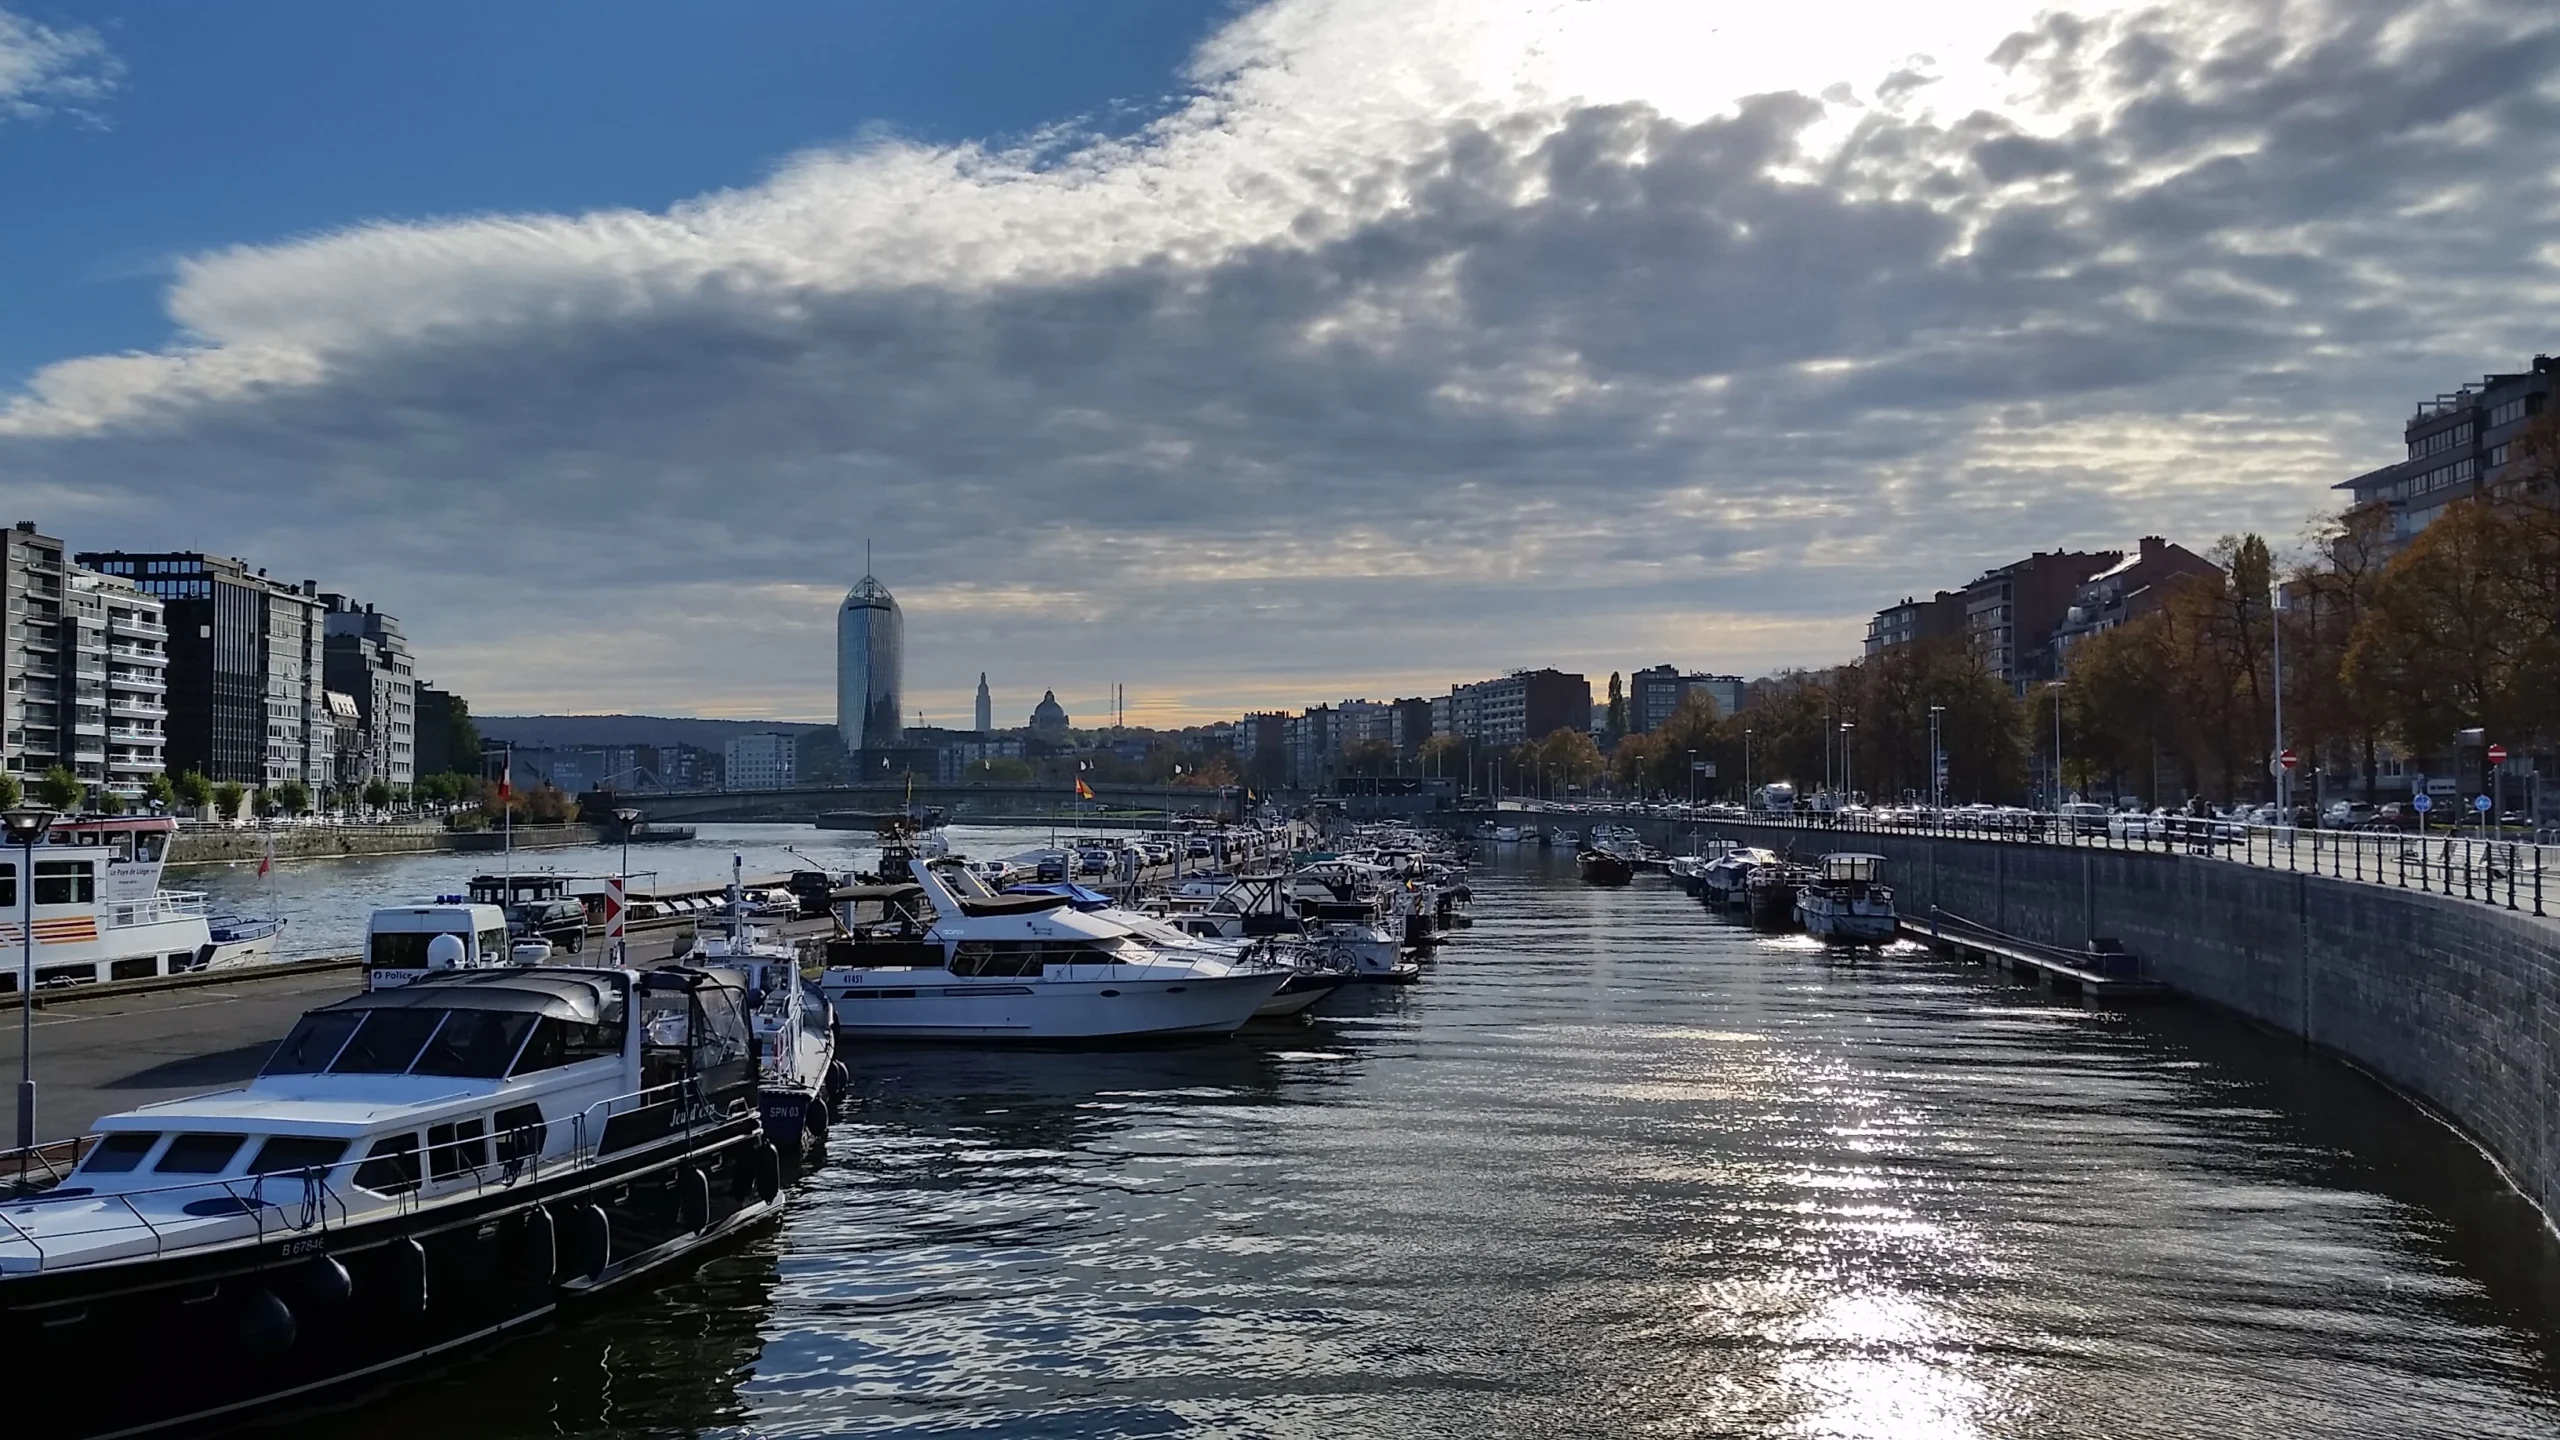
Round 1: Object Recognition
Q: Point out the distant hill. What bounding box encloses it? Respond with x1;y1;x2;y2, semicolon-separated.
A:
477;714;828;750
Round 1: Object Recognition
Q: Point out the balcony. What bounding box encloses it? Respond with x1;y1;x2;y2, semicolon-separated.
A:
108;696;165;720
108;670;166;692
107;613;165;639
108;753;160;773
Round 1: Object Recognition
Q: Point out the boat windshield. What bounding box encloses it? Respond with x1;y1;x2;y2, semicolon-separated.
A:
411;1011;538;1078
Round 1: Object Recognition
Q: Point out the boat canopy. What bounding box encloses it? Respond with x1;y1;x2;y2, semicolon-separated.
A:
318;968;619;1023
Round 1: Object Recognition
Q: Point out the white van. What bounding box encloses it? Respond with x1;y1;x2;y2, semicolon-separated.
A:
364;901;513;990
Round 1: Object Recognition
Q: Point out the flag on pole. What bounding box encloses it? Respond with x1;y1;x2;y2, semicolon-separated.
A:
496;754;513;805
257;843;273;878
1075;777;1095;800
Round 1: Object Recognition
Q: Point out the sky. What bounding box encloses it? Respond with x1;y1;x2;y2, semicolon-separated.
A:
3;0;2557;729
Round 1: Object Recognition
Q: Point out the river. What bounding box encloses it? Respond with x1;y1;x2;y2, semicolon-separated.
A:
280;835;2560;1438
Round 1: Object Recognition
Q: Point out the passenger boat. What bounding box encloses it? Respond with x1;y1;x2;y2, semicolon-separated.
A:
1699;847;1777;910
1796;853;1899;945
1576;848;1636;886
0;963;782;1439
0;815;286;993
818;857;1289;1041
684;857;842;1152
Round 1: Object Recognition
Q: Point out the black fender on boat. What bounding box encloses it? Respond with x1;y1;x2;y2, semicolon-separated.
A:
297;1252;352;1314
572;1202;611;1280
677;1166;711;1233
804;1093;829;1140
517;1203;557;1284
236;1288;297;1357
754;1141;782;1203
385;1237;429;1317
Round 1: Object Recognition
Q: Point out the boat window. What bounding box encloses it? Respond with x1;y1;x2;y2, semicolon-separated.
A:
949;940;1096;977
33;860;95;906
248;1135;349;1176
132;830;165;864
353;1134;422;1195
477;927;509;959
410;1010;537;1078
263;1010;367;1075
426;1118;487;1181
510;1016;623;1075
694;986;751;1064
327;1009;448;1074
154;1133;247;1174
0;864;11;908
78;1132;159;1174
494;1103;547;1166
368;931;467;969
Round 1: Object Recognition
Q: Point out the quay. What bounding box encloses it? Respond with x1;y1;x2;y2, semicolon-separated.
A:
1903;906;2166;999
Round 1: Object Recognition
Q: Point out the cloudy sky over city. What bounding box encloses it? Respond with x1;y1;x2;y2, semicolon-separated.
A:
4;0;2556;726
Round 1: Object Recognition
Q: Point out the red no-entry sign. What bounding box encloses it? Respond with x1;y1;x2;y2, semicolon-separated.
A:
2278;748;2297;771
2488;743;2508;766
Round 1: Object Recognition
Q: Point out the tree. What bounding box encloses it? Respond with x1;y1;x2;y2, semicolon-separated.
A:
363;778;393;810
96;789;126;815
212;780;246;818
1537;727;1604;791
274;779;312;816
0;773;16;809
35;765;83;811
1338;739;1400;778
444;697;482;779
172;771;213;811
2345;498;2527;758
143;772;177;810
1604;672;1627;739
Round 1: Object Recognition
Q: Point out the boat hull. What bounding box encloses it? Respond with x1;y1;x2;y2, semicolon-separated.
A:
825;968;1286;1041
0;1116;776;1440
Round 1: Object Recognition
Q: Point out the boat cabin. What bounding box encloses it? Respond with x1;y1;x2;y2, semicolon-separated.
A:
1814;854;1887;889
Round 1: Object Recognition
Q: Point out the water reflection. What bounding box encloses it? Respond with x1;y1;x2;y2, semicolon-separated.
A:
315;842;2560;1439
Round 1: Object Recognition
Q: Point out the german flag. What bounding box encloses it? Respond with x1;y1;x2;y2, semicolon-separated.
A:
1075;777;1095;800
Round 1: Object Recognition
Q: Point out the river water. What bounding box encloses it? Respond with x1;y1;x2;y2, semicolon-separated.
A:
282;835;2560;1439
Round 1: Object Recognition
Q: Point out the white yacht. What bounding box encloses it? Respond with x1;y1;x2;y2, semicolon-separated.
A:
0;963;781;1438
0;815;285;993
818;857;1289;1041
1796;853;1899;945
684;859;842;1151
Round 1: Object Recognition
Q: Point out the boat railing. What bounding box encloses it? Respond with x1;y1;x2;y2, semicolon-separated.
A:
105;890;211;927
0;1160;357;1273
0;1081;714;1273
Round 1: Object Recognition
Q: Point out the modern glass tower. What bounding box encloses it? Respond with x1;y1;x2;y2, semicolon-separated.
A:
837;571;902;754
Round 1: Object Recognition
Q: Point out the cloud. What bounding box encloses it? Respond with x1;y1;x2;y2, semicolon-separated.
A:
4;0;2559;724
0;6;118;124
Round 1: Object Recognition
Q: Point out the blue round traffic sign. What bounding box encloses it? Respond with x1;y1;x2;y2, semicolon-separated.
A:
2474;794;2494;813
2411;794;2434;813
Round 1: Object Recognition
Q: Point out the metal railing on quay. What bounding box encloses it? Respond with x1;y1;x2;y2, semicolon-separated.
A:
1653;804;2552;919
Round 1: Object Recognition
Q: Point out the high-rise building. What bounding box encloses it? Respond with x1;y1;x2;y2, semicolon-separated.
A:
1446;669;1592;748
3;525;171;801
1629;666;1746;731
837;569;903;754
2;523;67;790
2339;354;2557;548
975;672;992;733
1962;550;2119;692
78;551;329;788
723;731;798;790
70;567;168;800
321;594;416;789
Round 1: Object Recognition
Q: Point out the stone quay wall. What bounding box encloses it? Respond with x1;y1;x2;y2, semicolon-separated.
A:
168;822;613;868
1454;809;2560;1227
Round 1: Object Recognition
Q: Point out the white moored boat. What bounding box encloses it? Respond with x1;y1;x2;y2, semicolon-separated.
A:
1698;847;1779;911
0;962;782;1439
0;815;285;993
818;857;1288;1041
1796;853;1899;945
684;856;842;1152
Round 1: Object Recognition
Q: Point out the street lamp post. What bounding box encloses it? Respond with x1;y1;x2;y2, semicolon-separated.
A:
1687;749;1698;814
7;806;58;1154
1839;723;1855;806
1743;728;1754;813
1928;705;1946;813
2045;682;2067;813
612;806;641;963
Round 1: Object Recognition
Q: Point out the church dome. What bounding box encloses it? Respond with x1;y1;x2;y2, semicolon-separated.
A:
1030;689;1070;734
